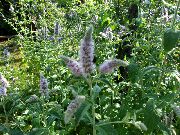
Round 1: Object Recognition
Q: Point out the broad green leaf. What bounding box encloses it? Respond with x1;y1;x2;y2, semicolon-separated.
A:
75;102;91;126
128;63;140;83
93;84;101;93
97;124;118;135
96;78;114;91
28;128;48;135
9;128;24;135
47;114;60;127
0;124;7;133
142;66;161;75
121;112;131;123
163;28;180;52
171;104;180;118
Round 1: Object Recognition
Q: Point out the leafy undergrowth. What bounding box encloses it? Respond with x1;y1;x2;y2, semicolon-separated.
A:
0;0;180;135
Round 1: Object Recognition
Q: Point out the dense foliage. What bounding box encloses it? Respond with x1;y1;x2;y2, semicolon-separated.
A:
0;0;179;135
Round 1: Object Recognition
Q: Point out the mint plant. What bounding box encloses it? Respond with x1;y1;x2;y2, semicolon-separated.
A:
60;25;129;135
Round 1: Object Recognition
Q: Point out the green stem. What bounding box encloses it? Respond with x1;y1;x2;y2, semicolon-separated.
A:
96;121;126;127
171;0;180;29
1;97;8;124
88;77;96;135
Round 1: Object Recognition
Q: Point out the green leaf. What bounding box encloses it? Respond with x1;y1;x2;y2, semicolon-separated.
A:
171;104;180;118
128;63;140;83
121;112;131;123
47;114;60;127
96;78;114;91
97;124;118;135
28;128;48;135
93;84;101;93
9;128;24;135
132;121;147;131
142;66;161;75
163;28;180;52
0;124;7;133
75;102;91;126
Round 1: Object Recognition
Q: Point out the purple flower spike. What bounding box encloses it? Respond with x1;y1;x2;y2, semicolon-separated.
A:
54;21;60;35
60;55;83;76
0;87;7;96
64;95;85;124
79;25;95;75
40;73;49;97
99;59;129;74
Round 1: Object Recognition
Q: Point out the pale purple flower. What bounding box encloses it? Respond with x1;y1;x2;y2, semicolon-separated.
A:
3;48;10;58
54;21;60;35
0;87;7;96
79;25;95;74
60;55;83;76
100;27;113;40
64;95;85;124
0;74;9;88
26;94;39;103
40;73;49;97
99;59;129;74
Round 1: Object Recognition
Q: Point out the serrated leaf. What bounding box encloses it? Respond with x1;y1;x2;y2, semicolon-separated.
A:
128;63;140;83
9;128;24;135
28;128;48;135
121;112;131;123
47;114;60;127
75;102;91;126
172;105;180;118
97;124;118;135
96;78;114;91
163;28;180;52
142;66;161;75
0;124;7;133
93;84;101;93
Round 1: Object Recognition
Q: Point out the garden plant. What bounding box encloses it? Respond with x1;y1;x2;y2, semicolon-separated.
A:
0;0;179;135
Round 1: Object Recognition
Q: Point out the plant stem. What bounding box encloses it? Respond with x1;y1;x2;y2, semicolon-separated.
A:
96;121;124;127
88;77;96;135
171;0;180;29
1;97;8;124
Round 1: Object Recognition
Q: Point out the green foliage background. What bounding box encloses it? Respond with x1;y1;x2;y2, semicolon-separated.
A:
0;0;179;135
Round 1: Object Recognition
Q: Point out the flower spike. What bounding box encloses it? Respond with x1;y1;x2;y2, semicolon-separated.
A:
60;55;83;76
99;59;129;74
64;95;85;124
79;25;95;75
